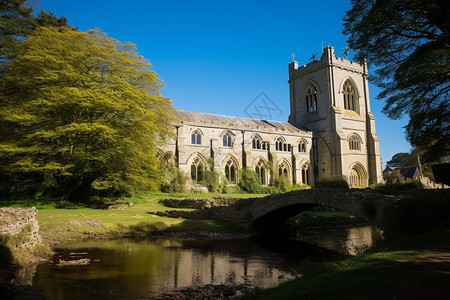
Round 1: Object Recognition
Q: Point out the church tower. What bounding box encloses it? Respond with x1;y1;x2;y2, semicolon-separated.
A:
288;46;383;186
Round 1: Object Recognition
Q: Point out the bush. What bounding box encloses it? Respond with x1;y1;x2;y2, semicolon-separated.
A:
238;168;262;193
316;177;349;188
159;153;188;193
201;169;220;192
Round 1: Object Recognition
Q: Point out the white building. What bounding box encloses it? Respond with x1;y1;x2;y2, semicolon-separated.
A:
160;46;384;188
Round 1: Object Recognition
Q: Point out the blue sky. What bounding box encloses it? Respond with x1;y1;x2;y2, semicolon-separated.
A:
37;0;412;165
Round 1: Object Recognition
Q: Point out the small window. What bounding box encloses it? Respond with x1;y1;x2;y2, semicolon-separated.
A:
276;138;290;152
191;130;201;145
252;135;262;150
223;133;232;147
349;135;361;151
299;141;307;153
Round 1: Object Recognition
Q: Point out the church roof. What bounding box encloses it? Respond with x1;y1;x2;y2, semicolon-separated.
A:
173;109;311;135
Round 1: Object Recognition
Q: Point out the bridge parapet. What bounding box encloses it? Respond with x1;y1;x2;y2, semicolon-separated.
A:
151;189;449;236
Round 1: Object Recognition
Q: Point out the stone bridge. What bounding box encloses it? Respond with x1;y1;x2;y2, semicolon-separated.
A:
153;189;449;236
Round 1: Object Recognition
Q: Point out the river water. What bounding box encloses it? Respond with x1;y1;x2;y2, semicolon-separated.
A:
31;226;382;299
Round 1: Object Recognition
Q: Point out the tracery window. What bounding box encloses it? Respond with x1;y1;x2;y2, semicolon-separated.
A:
191;130;202;145
190;157;204;183
348;135;361;151
255;160;267;185
305;85;318;112
223;133;232;147
225;159;238;184
343;80;358;112
278;161;289;178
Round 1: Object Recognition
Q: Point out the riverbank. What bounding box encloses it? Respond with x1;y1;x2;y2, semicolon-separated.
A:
244;222;450;299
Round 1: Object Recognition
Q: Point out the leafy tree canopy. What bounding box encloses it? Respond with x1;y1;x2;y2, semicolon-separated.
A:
0;26;174;199
1;0;67;70
343;0;449;162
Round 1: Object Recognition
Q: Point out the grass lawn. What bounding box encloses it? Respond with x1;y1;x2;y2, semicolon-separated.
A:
1;191;266;243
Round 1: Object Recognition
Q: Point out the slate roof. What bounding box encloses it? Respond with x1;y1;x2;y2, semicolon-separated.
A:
399;166;421;179
173;109;311;135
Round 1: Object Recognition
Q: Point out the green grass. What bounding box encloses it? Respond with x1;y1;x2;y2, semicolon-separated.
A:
244;223;450;299
0;191;265;242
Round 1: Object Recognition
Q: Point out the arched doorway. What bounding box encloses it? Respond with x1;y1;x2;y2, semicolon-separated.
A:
349;163;368;187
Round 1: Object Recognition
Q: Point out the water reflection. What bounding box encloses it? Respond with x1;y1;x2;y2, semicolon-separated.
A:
33;238;298;299
291;226;383;255
31;226;382;299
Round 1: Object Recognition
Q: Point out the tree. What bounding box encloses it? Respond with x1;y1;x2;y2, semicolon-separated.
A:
0;0;34;66
0;26;174;199
387;152;410;167
1;1;68;71
343;0;449;162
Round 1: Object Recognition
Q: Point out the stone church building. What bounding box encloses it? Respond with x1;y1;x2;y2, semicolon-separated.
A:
160;46;384;188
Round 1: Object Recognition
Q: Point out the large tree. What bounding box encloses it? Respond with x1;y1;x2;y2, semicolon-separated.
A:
1;1;68;71
343;0;449;162
0;0;34;65
0;26;173;199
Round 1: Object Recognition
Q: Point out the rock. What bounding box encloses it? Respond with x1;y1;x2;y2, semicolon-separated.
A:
57;258;90;267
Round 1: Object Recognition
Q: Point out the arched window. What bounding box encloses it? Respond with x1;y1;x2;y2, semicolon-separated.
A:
252;135;262;150
343;80;358;112
301;163;310;185
348;135;361;151
191;130;201;145
225;159;238;184
275;137;290;152
278;161;289;179
223;133;232;147
305;85;318;112
190;157;204;183
299;140;307;153
255;160;267;185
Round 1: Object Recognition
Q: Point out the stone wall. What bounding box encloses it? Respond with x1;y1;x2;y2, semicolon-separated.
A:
0;207;42;249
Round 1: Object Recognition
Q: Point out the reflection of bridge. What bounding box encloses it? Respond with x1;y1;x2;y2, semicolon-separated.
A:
154;189;449;236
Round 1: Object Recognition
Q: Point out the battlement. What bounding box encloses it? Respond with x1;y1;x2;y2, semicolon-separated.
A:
289;46;367;81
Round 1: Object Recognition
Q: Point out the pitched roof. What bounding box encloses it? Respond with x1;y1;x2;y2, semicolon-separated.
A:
173;109;311;135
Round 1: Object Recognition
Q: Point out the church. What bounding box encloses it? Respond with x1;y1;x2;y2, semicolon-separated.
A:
160;46;384;188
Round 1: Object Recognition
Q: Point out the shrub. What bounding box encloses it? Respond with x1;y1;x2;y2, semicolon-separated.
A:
316;177;349;188
238;168;262;193
201;169;220;191
159;152;188;193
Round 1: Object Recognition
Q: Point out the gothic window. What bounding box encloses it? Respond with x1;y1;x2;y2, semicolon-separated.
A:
252;135;262;150
343;80;358;112
190;157;204;183
301;163;310;185
191;130;202;145
348;135;361;151
278;161;290;179
223;133;232;147
225;159;238;184
255;160;267;185
305;85;318;112
299;140;307;153
275;137;290;152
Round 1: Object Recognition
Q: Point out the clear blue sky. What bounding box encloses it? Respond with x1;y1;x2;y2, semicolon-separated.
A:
37;0;412;166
